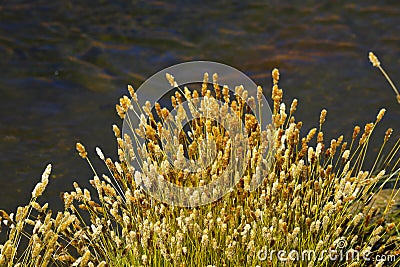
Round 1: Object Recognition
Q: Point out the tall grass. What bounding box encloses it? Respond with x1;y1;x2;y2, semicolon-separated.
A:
0;65;399;267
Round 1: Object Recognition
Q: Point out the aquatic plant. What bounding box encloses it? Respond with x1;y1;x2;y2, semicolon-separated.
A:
0;66;399;267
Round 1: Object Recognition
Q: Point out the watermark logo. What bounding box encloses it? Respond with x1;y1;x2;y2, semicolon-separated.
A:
122;61;273;207
257;238;397;263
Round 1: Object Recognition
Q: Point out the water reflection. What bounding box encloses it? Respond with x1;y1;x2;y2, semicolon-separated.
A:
0;1;399;210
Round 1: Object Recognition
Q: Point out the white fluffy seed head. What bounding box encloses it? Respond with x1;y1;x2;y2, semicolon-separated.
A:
96;147;105;160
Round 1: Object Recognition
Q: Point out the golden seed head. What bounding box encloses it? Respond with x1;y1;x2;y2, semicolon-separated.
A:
248;96;256;110
306;128;317;142
116;104;125;119
376;108;386;123
193;89;199;99
32;183;45;198
161;107;170;120
317;132;324;143
290;99;298;114
319;109;327;126
384;128;393;142
387;222;395;231
272;68;280;85
127;84;134;95
41;164;51;184
359;122;374;145
337;135;343;145
242;89;248;101
143;100;152;115
116;96;131;119
31;164;52;198
212;72;218;85
120;96;131;111
397;95;400;104
212;73;221;99
112;124;121;138
341;142;347;153
171;96;177;108
342;150;350;161
76;142;87;159
202;72;209;96
175;91;183;104
166;73;177;87
257;86;263;102
127;85;137;102
155;102;162;118
369;52;380;67
31;241;42;259
352;126;360;140
222;85;229;97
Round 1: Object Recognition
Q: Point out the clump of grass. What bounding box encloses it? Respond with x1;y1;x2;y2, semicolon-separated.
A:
0;67;399;267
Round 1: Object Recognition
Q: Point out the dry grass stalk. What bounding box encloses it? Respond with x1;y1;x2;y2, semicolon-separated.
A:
369;52;400;104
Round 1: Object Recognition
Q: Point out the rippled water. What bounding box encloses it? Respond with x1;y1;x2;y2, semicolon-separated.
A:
0;1;399;210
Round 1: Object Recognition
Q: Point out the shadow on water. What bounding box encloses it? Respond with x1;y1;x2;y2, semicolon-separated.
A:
0;1;399;213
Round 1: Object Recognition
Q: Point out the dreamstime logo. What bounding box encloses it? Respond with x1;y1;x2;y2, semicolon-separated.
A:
122;61;273;207
257;238;397;263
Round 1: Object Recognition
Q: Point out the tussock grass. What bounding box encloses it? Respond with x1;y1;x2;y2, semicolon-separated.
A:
0;65;399;267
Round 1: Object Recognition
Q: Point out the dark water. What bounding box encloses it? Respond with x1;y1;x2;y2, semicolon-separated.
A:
0;1;400;211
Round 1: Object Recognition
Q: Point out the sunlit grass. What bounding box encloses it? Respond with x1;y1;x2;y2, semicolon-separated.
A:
0;64;399;267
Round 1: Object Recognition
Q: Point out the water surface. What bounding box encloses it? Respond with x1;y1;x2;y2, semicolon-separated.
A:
0;1;399;211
